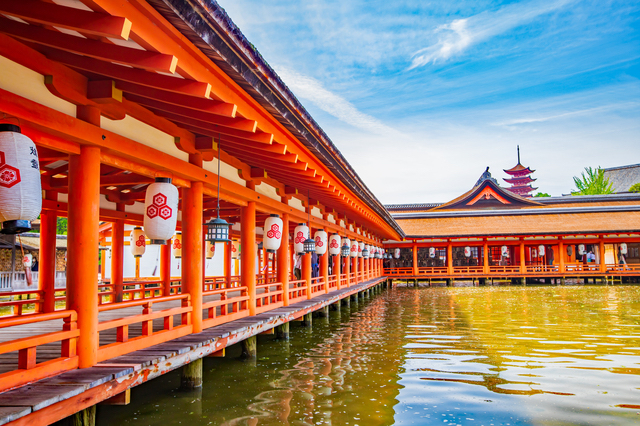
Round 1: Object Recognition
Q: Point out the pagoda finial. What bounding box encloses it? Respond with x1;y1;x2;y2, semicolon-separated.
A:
517;145;521;165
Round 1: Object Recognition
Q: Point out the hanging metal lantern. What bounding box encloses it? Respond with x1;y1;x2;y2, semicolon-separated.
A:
303;236;315;254
293;223;309;255
362;245;369;259
341;237;351;257
350;240;359;258
263;214;283;253
144;177;179;244
464;246;471;258
329;234;341;256
231;239;240;259
429;247;436;258
206;240;215;259
314;230;327;256
501;245;508;257
0;125;42;234
620;243;628;255
358;241;364;258
205;217;230;243
172;232;182;258
130;227;146;258
538;245;546;257
394;248;400;259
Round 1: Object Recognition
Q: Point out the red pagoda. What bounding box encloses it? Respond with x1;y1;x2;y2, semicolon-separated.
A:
503;146;537;198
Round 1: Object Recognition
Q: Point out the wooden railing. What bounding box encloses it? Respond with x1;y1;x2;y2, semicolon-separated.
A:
489;265;521;274
0;310;79;392
327;274;338;290
0;290;43;317
340;273;348;287
310;277;325;297
97;294;192;362
255;282;284;314
453;266;484;275
202;286;250;328
384;267;414;276
417;267;447;275
607;263;640;274
288;279;307;304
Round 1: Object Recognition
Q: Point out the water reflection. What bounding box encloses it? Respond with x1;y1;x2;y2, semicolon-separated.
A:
98;286;640;426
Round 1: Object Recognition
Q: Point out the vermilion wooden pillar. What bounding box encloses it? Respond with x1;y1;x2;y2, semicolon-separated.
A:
40;190;58;313
334;254;341;289
359;252;365;282
558;238;565;273
277;213;289;306
183;154;204;332
483;241;489;275
303;250;312;299
112;203;125;303
412;243;418;276
520;240;526;273
67;106;100;368
161;238;172;295
447;243;453;275
352;256;357;284
343;253;349;287
241;201;256;315
599;237;606;273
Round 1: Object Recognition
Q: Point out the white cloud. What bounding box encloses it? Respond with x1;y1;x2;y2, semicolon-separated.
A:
409;0;576;68
274;66;403;137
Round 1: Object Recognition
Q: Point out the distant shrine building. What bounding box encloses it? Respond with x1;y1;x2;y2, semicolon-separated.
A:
384;167;640;284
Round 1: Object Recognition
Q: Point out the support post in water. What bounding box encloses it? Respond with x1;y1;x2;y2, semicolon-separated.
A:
342;296;351;308
317;306;329;317
330;301;341;312
302;312;313;327
276;322;290;340
241;336;257;360
181;358;203;389
71;405;96;426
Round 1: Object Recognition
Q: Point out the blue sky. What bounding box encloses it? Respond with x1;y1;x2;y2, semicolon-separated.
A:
216;0;640;203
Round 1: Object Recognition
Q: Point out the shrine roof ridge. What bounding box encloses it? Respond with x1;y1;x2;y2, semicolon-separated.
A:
149;0;404;238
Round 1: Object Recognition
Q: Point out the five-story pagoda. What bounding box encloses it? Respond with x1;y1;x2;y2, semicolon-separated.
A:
503;146;537;197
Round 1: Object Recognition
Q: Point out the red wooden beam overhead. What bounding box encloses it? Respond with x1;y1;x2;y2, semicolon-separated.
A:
0;0;132;40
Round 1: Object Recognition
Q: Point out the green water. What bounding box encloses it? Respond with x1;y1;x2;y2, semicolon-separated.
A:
98;285;640;425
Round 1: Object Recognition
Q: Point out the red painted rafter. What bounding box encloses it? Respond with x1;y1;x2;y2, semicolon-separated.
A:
0;0;132;40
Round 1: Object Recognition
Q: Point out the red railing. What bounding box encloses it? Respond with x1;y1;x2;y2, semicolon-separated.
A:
255;282;284;314
340;273;348;287
310;277;325;297
607;263;640;274
202;286;250;328
0;310;79;392
327;274;338;290
489;265;522;274
97;294;192;362
384;267;414;276
417;267;447;275
288;279;307;304
453;266;484;275
0;290;43;317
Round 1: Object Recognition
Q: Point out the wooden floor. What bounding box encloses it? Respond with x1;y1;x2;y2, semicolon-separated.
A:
0;278;386;426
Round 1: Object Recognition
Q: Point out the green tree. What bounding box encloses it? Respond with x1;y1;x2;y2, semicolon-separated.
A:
572;166;614;195
629;183;640;193
534;192;551;197
57;217;68;235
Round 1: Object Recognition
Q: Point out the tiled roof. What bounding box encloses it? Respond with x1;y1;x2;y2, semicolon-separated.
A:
603;164;640;193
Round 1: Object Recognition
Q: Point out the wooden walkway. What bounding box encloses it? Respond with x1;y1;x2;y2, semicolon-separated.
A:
0;278;386;426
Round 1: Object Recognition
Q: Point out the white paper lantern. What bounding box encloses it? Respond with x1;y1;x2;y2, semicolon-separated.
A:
350;240;359;258
231;239;240;259
394;248;400;259
206;240;215;259
263;214;283;253
578;244;586;255
329;234;341;256
620;243;628;255
501;245;508;257
357;242;364;258
22;253;33;268
130;227;146;258
0;125;42;234
538;245;546;257
464;246;471;258
172;232;182;258
314;230;327;255
144;178;179;244
293;223;309;255
429;247;436;258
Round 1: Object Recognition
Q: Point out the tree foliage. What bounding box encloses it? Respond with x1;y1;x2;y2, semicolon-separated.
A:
534;192;551;197
572;167;614;195
629;183;640;193
57;217;68;235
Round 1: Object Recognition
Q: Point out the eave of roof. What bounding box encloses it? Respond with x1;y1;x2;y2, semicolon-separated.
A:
149;0;404;239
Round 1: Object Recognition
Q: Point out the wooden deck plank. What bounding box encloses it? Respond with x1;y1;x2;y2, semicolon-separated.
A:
0;384;86;411
0;406;31;426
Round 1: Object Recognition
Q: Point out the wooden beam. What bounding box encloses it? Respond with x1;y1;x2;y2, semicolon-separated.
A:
0;17;177;73
44;49;210;98
121;87;237;119
0;0;132;40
